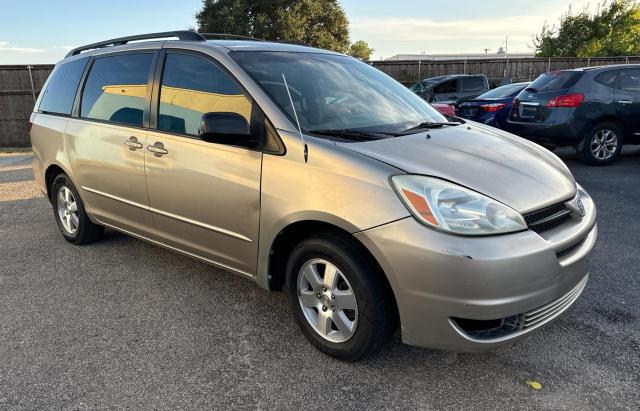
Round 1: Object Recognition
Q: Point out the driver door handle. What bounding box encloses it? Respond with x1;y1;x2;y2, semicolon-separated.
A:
147;142;168;157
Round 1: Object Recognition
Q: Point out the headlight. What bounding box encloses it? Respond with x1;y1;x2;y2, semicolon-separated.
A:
392;175;527;235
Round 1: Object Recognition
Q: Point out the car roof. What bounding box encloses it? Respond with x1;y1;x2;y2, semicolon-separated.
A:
558;64;640;72
421;74;486;82
204;39;339;55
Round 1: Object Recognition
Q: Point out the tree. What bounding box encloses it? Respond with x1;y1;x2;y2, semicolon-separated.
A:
534;0;640;57
348;40;374;61
196;0;350;53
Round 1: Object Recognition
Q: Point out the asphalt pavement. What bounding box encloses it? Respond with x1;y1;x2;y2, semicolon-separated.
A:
1;148;639;409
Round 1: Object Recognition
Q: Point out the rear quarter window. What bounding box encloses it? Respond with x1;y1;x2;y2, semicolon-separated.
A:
594;70;618;87
528;71;583;92
38;57;89;115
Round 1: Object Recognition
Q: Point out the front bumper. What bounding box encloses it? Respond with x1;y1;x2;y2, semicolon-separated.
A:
355;192;596;351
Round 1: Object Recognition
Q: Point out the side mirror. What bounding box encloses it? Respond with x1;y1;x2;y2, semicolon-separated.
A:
198;112;254;146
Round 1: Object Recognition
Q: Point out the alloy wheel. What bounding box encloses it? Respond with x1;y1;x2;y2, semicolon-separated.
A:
297;258;358;343
57;186;79;235
590;129;618;161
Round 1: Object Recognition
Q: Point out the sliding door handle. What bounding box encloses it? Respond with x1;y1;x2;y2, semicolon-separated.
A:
147;142;168;157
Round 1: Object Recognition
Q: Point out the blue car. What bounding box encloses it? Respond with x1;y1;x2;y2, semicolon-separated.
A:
457;82;530;129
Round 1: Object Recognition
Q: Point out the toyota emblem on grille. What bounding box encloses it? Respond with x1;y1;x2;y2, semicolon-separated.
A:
566;197;586;218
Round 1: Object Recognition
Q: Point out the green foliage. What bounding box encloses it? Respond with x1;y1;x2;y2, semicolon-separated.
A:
196;0;350;53
534;0;640;57
348;40;374;61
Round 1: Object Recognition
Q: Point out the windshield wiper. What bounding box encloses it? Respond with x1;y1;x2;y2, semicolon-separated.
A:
307;129;390;141
400;121;463;134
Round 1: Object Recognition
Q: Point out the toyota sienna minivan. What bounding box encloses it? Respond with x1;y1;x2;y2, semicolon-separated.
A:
30;31;597;361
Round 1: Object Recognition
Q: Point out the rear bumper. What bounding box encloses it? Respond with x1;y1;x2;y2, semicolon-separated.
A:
507;117;589;147
355;191;597;351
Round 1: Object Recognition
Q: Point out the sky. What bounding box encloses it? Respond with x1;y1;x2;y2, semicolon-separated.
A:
0;0;598;64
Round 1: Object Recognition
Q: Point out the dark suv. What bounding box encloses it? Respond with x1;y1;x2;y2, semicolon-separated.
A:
507;65;640;165
410;74;489;105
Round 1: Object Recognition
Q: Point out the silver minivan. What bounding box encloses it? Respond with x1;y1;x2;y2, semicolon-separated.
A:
30;31;597;360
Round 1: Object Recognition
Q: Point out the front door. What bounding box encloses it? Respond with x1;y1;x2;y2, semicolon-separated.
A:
66;52;156;234
614;68;640;137
144;50;262;276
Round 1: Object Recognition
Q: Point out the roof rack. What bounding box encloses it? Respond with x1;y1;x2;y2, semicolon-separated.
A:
276;40;311;47
199;33;263;41
65;30;206;58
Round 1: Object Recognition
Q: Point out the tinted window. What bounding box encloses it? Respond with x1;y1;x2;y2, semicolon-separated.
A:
529;71;583;92
158;53;251;136
39;57;88;115
594;70;618;87
80;53;154;127
460;76;485;92
433;79;457;94
619;69;640;92
477;83;527;98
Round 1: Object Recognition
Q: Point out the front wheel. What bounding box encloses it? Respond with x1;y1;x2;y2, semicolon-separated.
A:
285;233;398;361
580;123;623;165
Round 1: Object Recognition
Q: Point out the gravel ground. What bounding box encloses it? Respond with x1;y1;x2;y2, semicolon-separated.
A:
0;148;639;409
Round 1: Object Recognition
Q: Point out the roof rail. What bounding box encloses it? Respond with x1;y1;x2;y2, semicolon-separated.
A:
65;30;206;58
199;33;264;41
276;40;311;47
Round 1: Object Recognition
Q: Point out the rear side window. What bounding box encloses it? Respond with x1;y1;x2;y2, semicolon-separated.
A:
619;69;640;92
529;71;583;92
39;57;88;115
158;53;251;137
460;76;485;92
594;70;618;87
80;53;154;127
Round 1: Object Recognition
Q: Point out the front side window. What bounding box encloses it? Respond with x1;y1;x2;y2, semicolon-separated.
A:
80;53;154;127
433;79;457;94
158;53;252;137
619;69;640;92
39;57;88;115
231;51;446;136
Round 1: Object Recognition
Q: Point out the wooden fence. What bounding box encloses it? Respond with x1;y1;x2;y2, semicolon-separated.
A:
0;65;53;147
1;56;639;146
371;56;640;86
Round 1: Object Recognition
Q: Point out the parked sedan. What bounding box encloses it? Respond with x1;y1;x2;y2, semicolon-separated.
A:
507;65;640;165
457;82;529;129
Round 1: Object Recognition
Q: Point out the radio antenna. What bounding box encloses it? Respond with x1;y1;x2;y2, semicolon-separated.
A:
281;73;308;163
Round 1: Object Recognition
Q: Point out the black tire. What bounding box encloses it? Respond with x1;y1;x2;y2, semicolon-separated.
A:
580;122;623;166
51;174;104;245
285;232;398;361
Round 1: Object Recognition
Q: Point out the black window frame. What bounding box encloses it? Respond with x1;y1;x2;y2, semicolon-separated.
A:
37;56;90;118
150;48;279;152
74;49;159;130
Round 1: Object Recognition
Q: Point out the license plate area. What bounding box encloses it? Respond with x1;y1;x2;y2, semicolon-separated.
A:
519;103;539;119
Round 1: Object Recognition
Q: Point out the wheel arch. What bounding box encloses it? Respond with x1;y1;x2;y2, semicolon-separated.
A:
264;220;398;315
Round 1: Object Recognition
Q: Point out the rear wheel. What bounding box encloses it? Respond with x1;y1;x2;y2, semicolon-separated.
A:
580;122;623;165
51;174;104;244
285;232;397;361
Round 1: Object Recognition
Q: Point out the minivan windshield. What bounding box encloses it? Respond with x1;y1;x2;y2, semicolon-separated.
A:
231;51;448;137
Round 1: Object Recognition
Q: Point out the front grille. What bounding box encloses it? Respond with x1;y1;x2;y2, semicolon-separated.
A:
523;275;588;329
523;201;572;233
556;237;586;258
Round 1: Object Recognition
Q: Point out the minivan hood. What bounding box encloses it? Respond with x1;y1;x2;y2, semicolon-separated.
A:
339;124;576;213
